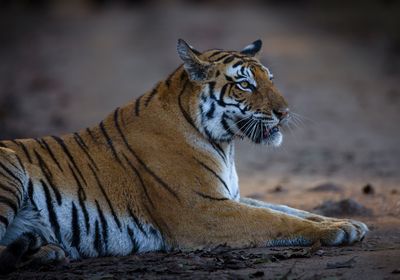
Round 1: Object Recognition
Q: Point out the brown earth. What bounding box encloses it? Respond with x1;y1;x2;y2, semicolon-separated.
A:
0;2;399;279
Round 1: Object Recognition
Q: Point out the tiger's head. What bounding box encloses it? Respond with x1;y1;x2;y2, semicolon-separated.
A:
177;39;289;146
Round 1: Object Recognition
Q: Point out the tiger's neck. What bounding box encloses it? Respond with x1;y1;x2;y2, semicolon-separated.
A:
103;67;233;162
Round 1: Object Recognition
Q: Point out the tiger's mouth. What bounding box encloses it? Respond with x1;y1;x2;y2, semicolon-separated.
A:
237;118;281;144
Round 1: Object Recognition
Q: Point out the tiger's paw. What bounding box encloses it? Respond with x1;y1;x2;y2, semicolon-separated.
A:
318;219;368;246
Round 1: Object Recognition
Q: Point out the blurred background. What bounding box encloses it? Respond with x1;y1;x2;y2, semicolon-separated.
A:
0;0;399;208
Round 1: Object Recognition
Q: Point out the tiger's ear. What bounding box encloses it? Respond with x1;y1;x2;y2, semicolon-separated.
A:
177;39;213;82
240;40;262;57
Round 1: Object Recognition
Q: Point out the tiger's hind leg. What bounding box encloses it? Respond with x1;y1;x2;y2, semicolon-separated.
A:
0;232;41;274
0;232;67;275
18;243;67;269
0;147;27;241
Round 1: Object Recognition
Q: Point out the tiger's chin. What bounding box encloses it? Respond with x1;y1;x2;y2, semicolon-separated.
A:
262;129;283;146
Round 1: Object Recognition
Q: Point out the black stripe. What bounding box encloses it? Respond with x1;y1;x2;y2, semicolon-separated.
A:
0;183;20;206
68;163;90;232
213;53;230;62
142;203;171;238
122;154;154;207
200;93;207;103
0;151;21;173
145;86;158;107
127;205;147;236
223;56;235;64
34;150;62;205
71;202;81;249
113;109;180;202
232;61;244;68
127;226;139;254
40;138;64;172
94;220;102;255
13;140;32;164
7;180;23;199
165;70;176;88
13;154;25;174
27;179;38;209
86;128;97;143
0;195;18;214
213;145;227;163
41;180;61;242
0;162;24;187
78;187;90;233
51;136;87;185
191;48;201;55
205;102;216;119
178;79;198;131
89;165;122;229
208;81;217;100
2;157;20;172
98;122;123;166
218;83;230;107
211;142;227;164
221;114;235;136
194;191;229;201
224;75;234;82
194;158;232;196
73;133;88;149
0;215;8;227
73;132;99;170
180;70;186;81
34;138;47;150
135;95;143;117
95;200;108;253
0;142;7;148
208;50;223;59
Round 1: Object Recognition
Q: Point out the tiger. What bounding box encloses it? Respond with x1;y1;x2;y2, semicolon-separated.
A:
0;39;368;273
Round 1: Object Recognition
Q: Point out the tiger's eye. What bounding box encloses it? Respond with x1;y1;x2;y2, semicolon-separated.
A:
240;81;249;88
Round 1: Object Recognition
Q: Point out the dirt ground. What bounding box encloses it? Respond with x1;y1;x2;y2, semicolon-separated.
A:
0;1;399;279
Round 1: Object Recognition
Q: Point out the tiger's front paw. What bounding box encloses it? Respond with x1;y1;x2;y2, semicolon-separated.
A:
318;219;368;246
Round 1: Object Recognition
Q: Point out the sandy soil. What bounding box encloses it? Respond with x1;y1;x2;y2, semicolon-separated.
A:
0;2;399;279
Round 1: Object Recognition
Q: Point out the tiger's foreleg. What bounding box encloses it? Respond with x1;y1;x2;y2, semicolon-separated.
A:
166;199;367;250
0;148;27;241
240;197;368;239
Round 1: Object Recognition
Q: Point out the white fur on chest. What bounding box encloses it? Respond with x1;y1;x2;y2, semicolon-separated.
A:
186;134;239;200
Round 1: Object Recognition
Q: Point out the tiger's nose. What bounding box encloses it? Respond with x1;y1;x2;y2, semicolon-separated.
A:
273;108;289;120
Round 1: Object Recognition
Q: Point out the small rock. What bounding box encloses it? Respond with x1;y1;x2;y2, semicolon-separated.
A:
270;185;284;193
326;257;356;269
315;250;325;256
362;184;375;195
309;182;343;192
392;268;400;274
250;271;264;278
391;189;398;195
314;198;373;217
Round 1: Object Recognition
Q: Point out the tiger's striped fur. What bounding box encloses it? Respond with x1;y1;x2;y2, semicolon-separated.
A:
0;40;367;271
